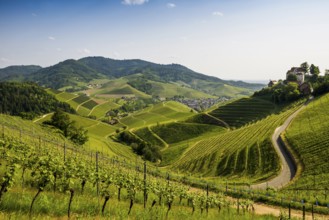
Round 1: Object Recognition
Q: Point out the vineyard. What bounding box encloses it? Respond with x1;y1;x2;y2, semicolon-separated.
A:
171;102;302;182
46;89;123;119
0;124;270;219
284;93;329;189
208;97;276;128
1;102;329;218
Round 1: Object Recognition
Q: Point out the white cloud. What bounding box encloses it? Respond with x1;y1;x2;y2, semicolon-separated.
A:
32;13;37;17
167;3;176;8
212;11;224;16
122;0;149;5
48;36;55;40
78;48;91;54
56;48;62;52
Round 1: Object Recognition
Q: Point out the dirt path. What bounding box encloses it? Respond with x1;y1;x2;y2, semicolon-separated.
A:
252;100;310;189
253;203;328;219
147;126;169;151
33;113;53;123
189;186;328;219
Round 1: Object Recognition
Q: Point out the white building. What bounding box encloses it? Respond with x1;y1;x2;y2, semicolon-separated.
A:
286;67;305;84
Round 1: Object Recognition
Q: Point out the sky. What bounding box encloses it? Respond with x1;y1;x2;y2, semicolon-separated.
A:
0;0;329;81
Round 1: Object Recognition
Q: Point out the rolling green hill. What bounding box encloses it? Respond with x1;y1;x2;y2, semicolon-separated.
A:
28;59;106;90
0;56;264;99
284;93;329;189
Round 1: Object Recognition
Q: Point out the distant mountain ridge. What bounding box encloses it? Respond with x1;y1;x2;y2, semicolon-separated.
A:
0;65;42;81
0;56;265;97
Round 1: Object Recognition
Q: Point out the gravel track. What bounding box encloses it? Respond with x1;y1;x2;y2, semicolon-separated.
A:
252;101;310;190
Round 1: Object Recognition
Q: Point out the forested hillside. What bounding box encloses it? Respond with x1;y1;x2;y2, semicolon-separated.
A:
0;82;74;119
28;59;106;89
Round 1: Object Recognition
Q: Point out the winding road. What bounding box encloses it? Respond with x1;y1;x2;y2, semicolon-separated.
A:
252;100;311;190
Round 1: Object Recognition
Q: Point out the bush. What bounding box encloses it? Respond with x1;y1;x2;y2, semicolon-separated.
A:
118;131;162;162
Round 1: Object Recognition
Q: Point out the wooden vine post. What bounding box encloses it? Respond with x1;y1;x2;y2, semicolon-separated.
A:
64;143;66;162
96;151;99;196
143;161;147;209
206;184;209;214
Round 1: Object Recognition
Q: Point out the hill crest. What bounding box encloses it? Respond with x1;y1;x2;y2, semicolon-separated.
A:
0;56;265;98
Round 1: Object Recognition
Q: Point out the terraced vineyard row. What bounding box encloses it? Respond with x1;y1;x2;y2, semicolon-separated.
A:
172;103;302;182
185;113;228;127
46;89;122;119
284;93;329;189
209;97;276;128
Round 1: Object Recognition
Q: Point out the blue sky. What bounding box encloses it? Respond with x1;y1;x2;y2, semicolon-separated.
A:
1;0;329;80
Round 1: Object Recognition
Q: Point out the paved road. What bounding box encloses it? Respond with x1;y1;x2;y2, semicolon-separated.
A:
252;101;310;190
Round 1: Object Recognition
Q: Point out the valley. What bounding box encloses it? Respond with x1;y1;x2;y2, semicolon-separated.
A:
1;59;329;219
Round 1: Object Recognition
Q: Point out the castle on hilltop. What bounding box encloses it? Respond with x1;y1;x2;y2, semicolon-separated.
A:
286;67;306;85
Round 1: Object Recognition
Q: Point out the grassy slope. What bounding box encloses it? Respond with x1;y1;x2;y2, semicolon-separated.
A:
88;101;121;118
284;93;329;189
33;113;136;159
120;101;195;129
91;78;151;99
